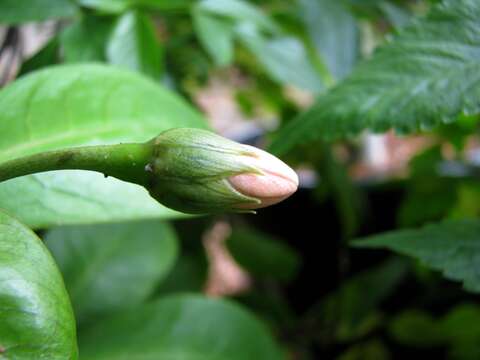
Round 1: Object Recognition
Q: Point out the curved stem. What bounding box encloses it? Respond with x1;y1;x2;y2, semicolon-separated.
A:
0;142;153;186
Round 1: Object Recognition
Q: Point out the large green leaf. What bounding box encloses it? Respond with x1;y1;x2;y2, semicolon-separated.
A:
45;220;177;324
270;0;480;155
0;210;77;358
0;64;207;228
79;295;284;359
107;11;163;79
299;0;359;80
354;219;480;293
0;0;77;24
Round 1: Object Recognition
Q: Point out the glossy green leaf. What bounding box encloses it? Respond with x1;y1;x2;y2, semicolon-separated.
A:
107;11;163;79
299;0;359;80
0;0;77;24
79;294;284;359
0;64;207;228
45;220;177;323
0;210;77;358
227;227;300;282
354;219;480;292
270;0;480;155
61;15;114;63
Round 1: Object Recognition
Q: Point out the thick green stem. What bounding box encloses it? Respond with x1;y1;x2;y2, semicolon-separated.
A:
0;142;153;186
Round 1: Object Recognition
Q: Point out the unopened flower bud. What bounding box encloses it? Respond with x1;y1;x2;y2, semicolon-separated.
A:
146;128;298;214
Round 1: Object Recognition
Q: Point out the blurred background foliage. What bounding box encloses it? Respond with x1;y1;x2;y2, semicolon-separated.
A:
1;0;480;359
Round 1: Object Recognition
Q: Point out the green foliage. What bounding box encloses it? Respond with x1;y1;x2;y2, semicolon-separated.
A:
61;15;114;63
45;220;178;324
299;0;359;81
78;294;285;359
107;11;164;79
270;0;480;155
390;304;480;359
315;258;408;342
0;210;77;359
227;227;300;282
78;0;192;13
354;219;480;292
193;0;323;91
0;64;206;227
0;0;77;24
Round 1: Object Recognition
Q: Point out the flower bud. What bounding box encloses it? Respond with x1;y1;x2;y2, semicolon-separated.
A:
146;128;298;214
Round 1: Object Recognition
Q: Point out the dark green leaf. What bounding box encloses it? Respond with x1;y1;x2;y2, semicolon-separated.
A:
0;64;207;228
0;210;77;358
227;227;300;282
45;220;178;323
354;219;480;292
155;253;207;294
316;258;408;341
78;295;284;359
270;0;480;155
107;11;163;79
0;0;77;24
389;310;446;347
299;0;359;80
337;339;390;360
61;15;114;63
389;304;480;359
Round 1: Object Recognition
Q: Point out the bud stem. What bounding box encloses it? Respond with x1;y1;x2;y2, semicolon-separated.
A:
0;142;153;185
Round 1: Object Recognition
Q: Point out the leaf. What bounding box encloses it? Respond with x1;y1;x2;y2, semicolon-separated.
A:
45;220;177;324
197;0;280;34
299;0;359;80
236;24;323;92
78;294;284;360
61;15;114;63
226;227;300;282
0;0;77;24
269;0;480;155
0;210;77;358
0;171;184;229
78;0;192;13
155;253;207;294
107;11;163;79
389;305;480;359
354;219;480;293
0;64;207;228
192;8;234;66
389;310;446;347
316;258;408;341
